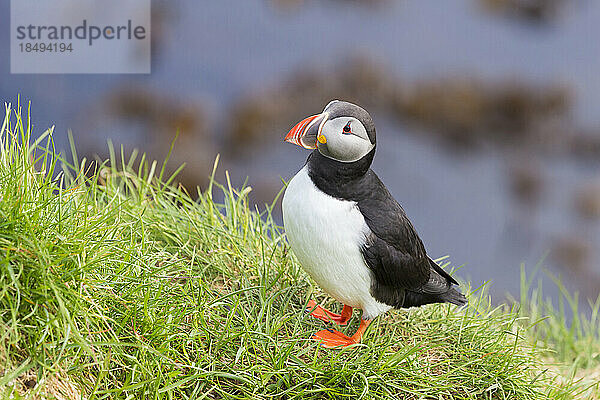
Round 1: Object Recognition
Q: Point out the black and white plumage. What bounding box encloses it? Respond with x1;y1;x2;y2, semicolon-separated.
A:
283;100;466;347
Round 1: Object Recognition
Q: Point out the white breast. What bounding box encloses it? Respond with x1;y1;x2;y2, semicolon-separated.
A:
282;166;392;319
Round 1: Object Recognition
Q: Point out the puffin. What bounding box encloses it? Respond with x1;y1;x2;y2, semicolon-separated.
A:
282;100;467;348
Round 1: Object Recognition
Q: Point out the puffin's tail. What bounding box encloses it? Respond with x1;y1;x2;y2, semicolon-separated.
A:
441;287;467;307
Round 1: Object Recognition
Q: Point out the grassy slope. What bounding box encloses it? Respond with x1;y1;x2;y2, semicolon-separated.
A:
0;103;599;399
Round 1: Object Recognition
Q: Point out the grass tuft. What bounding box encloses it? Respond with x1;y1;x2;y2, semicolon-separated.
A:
0;101;599;399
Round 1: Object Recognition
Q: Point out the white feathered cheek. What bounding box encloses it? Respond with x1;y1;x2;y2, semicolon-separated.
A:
319;118;374;163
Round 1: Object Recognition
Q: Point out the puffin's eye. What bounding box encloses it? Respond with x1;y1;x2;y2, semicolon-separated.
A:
342;121;352;134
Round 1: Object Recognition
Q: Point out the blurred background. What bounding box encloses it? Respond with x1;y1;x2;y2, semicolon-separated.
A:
1;0;599;304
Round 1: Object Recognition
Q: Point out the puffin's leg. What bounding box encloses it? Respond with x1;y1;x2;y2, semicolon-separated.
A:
313;318;372;348
306;300;352;325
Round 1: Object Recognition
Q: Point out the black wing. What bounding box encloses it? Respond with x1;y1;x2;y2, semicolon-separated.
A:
357;170;464;308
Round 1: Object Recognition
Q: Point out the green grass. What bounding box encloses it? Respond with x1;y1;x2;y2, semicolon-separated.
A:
1;101;599;399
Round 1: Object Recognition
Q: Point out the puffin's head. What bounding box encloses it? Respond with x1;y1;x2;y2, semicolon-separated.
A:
284;100;376;162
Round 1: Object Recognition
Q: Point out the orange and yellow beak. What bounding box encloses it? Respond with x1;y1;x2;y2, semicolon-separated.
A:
284;113;328;149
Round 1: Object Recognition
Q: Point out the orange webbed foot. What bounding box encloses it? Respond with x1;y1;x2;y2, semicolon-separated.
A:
306;300;352;325
313;328;356;348
313;319;372;348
